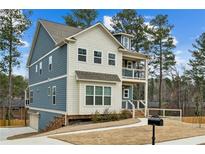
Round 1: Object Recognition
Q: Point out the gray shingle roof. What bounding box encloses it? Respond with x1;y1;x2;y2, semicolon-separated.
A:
76;71;121;82
40;20;83;44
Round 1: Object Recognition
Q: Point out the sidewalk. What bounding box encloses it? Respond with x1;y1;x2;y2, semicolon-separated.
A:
158;135;205;145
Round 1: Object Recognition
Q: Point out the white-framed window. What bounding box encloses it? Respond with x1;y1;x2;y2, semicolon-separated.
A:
95;86;103;105
48;86;51;96
108;53;116;66
94;51;102;64
85;85;112;106
35;64;38;73
48;56;52;71
86;85;94;105
78;48;86;62
30;90;33;104
104;87;111;105
52;86;56;105
123;89;129;99
127;61;133;69
39;61;42;75
123;36;130;49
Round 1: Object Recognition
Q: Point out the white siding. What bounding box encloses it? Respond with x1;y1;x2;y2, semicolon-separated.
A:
67;25;123;115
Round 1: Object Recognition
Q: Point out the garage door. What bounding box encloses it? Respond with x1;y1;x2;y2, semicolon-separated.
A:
29;114;39;130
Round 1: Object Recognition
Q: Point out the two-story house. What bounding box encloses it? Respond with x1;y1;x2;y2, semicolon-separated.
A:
25;20;149;131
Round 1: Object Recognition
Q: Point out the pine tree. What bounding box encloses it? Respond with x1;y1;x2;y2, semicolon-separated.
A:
187;32;205;106
111;9;150;52
0;9;31;123
63;9;98;28
149;15;176;108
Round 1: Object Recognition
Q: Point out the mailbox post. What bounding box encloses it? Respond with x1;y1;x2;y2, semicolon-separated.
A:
148;115;163;145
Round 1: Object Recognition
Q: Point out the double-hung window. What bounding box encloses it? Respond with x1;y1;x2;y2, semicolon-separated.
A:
104;87;111;105
95;86;103;105
108;53;116;66
86;86;94;105
123;36;130;49
30;90;33;104
39;62;42;75
85;85;112;106
48;56;52;71
94;51;102;64
52;86;56;105
78;48;86;62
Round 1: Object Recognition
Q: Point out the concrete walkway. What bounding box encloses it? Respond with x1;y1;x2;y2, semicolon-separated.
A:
158;135;205;145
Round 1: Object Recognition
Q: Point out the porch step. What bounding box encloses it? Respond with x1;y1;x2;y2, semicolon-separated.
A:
134;110;145;118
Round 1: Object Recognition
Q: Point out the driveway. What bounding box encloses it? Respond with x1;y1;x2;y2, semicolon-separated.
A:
0;127;36;141
0;127;69;145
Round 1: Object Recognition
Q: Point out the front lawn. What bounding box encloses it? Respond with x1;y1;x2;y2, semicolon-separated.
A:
50;119;205;145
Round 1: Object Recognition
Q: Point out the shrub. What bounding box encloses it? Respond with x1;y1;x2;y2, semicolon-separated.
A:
91;111;101;123
91;109;132;123
120;110;132;119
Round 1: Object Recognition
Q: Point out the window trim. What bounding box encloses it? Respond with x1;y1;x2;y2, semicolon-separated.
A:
127;61;133;69
39;61;42;75
123;89;129;99
78;48;87;62
52;86;56;105
48;55;52;72
85;85;112;106
35;64;38;73
108;53;116;66
29;90;33;104
48;86;51;96
94;50;102;64
123;36;130;49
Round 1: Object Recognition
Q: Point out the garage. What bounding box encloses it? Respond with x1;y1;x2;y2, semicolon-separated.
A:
28;110;39;130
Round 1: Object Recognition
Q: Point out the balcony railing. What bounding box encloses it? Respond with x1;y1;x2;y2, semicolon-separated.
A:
122;67;146;80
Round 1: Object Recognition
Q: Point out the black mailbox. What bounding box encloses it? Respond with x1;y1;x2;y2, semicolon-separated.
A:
148;116;163;126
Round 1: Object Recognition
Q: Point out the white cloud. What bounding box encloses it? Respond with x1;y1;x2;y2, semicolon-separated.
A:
103;16;114;31
20;40;30;48
173;36;178;46
175;50;182;55
144;16;154;20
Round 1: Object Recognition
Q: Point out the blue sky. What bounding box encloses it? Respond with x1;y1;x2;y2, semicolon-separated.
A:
15;9;205;77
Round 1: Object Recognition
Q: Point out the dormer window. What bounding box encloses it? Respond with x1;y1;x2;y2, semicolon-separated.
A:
123;36;130;49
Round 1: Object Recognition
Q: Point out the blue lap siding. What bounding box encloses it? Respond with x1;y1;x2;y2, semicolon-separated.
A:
29;44;67;85
38;111;60;131
30;25;56;64
29;77;67;112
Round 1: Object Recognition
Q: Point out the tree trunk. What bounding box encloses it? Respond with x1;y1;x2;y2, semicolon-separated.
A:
8;16;13;125
159;41;162;109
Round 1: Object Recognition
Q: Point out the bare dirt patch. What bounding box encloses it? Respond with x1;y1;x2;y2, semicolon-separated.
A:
50;119;205;145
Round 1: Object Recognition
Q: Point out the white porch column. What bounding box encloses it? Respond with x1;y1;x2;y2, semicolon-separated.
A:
144;59;148;117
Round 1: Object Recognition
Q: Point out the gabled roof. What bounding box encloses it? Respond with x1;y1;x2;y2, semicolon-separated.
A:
27;20;149;66
40;20;83;44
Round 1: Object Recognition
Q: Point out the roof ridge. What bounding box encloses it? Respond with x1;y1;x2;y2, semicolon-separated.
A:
39;19;83;30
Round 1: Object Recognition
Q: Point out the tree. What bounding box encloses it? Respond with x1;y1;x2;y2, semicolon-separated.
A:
111;9;150;52
187;33;205;113
149;15;176;108
0;10;31;123
63;9;98;28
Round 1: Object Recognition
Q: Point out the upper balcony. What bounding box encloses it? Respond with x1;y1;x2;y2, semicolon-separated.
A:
122;54;148;82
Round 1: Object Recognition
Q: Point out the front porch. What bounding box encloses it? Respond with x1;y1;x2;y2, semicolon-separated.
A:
121;82;148;117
